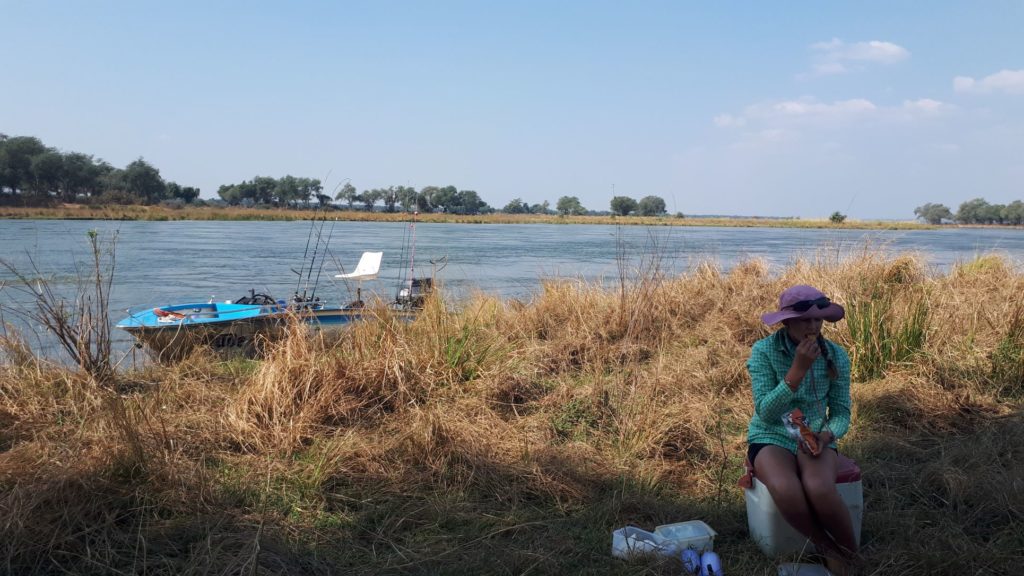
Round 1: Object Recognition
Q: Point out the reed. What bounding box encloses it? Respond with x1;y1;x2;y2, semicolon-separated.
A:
0;248;1022;574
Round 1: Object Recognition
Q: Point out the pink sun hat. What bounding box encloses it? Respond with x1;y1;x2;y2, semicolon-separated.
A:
760;285;845;325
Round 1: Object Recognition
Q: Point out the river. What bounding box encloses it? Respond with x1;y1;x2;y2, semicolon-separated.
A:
2;219;1023;358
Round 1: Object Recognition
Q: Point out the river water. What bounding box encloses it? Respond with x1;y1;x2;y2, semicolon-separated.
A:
2;219;1023;357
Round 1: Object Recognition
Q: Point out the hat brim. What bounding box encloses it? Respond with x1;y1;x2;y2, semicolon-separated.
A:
761;303;845;325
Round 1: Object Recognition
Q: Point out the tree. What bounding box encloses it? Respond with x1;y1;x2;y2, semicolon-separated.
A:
0;136;47;194
275;175;302;206
335;182;358;209
122;158;167;204
380;186;400;212
418;186;441;212
1002;200;1024;226
455;189;488;214
829;211;847;224
502;198;530;214
610;196;638;216
61;153;109;201
167;182;200;203
914;203;953;225
30;150;65;196
396;186;418;212
956;198;993;224
530;200;550;215
218;183;243;205
556;196;586;216
359;188;382;211
429;185;459;213
637;195;667;216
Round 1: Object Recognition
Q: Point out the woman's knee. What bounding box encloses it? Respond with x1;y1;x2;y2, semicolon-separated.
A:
763;477;807;509
802;475;840;504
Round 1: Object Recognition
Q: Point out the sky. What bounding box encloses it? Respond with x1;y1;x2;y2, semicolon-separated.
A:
2;1;1022;219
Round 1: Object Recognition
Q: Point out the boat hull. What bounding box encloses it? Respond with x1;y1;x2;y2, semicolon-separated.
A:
117;302;370;361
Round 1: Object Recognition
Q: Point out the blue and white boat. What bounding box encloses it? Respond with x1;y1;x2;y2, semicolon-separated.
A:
116;250;429;360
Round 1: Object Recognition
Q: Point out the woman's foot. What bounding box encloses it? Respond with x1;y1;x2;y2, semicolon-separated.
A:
824;551;852;576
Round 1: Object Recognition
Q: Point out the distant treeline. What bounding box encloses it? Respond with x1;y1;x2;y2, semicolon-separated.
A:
915;199;1024;225
2;133;677;217
0;135;199;207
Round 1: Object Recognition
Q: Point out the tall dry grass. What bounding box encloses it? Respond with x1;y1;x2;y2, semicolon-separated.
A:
1;249;1022;574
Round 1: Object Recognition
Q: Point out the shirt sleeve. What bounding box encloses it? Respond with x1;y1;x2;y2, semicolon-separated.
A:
748;342;796;423
825;344;852;440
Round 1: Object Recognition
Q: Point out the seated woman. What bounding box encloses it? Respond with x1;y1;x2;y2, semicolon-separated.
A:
747;285;857;574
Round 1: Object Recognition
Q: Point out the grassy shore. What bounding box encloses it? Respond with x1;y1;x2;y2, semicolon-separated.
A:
2;251;1022;574
0;204;939;230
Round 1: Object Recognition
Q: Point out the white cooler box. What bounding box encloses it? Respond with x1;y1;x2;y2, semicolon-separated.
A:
745;453;863;557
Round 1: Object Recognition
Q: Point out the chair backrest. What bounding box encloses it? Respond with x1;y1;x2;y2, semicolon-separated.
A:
336;251;383;280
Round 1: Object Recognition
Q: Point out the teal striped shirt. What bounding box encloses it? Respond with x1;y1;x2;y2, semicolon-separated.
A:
746;329;852;452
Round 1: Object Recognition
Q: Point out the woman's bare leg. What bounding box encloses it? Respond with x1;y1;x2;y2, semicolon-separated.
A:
752;445;835;552
797;448;857;554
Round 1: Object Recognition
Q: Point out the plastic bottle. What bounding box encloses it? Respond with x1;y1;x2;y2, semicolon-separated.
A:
700;550;722;576
681;548;701;574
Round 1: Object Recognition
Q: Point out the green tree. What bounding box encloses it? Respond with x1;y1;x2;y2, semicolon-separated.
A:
829;211;847;224
556;196;586;216
61;153;110;201
1002;200;1024;225
122;158;167;204
217;183;243;205
455;189;488;214
913;203;953;225
359;188;382;211
956;198;993;224
637;195;667;216
502;198;530;214
167;182;200;203
0;136;47;195
380;186;400;212
610;196;638;216
251;176;278;205
30;150;65;196
335;182;358;209
396;186;418;212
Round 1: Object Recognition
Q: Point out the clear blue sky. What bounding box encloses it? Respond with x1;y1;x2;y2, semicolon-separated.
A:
2;1;1022;218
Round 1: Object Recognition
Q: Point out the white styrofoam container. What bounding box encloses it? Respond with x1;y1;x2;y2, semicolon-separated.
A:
653;520;717;552
745;476;862;556
611;526;674;559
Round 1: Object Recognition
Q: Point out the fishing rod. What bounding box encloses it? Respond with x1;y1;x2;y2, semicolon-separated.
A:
309;217;337;303
294;206;319;297
301;213;329;302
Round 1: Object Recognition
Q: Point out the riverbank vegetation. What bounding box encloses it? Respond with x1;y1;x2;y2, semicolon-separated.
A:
0;204;938;230
1;248;1021;574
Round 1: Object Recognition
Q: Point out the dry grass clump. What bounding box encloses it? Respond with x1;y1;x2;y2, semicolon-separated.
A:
2;249;1023;574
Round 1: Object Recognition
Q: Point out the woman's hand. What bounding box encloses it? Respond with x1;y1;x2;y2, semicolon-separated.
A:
796;430;834;456
794;335;821;371
785;335;821;391
816;430;835;447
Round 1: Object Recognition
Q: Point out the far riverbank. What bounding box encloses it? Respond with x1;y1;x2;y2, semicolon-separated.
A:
0;204;942;230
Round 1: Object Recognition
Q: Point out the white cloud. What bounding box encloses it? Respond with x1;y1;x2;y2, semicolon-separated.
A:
806;38;910;76
902;98;949;114
714;96;951;134
741;97;878;122
953;69;1024;94
713;114;746;128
